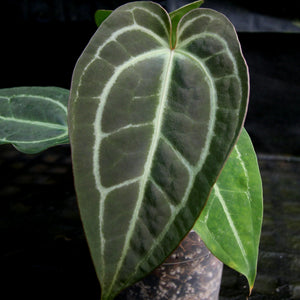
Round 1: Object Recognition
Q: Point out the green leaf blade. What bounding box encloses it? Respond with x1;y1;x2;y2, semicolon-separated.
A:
0;87;69;154
95;10;112;27
69;3;249;299
169;0;204;48
194;128;263;290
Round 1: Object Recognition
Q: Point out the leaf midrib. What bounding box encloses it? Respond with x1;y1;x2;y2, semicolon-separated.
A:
90;48;170;291
0;116;67;130
122;48;219;288
214;183;248;262
106;48;175;296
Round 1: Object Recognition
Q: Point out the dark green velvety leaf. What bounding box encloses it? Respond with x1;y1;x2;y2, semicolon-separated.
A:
69;2;249;299
0;87;69;154
95;10;112;27
169;0;204;48
194;128;263;291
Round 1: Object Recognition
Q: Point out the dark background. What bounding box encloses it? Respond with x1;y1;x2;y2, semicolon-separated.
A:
2;0;300;155
1;1;299;299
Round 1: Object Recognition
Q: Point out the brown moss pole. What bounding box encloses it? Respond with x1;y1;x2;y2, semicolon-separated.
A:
116;231;223;300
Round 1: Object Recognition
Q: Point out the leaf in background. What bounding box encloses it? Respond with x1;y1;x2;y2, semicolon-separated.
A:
95;10;112;27
68;2;249;299
194;128;263;291
169;0;204;48
0;87;69;154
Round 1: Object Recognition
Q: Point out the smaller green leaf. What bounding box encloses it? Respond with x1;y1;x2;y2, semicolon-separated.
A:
194;128;263;291
0;86;69;154
169;0;204;48
95;10;113;27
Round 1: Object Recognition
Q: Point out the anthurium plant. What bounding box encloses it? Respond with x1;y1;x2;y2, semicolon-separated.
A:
0;1;263;299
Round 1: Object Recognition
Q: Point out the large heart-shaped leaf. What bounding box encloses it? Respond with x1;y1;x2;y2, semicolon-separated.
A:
68;2;249;299
194;128;263;291
0;87;69;154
